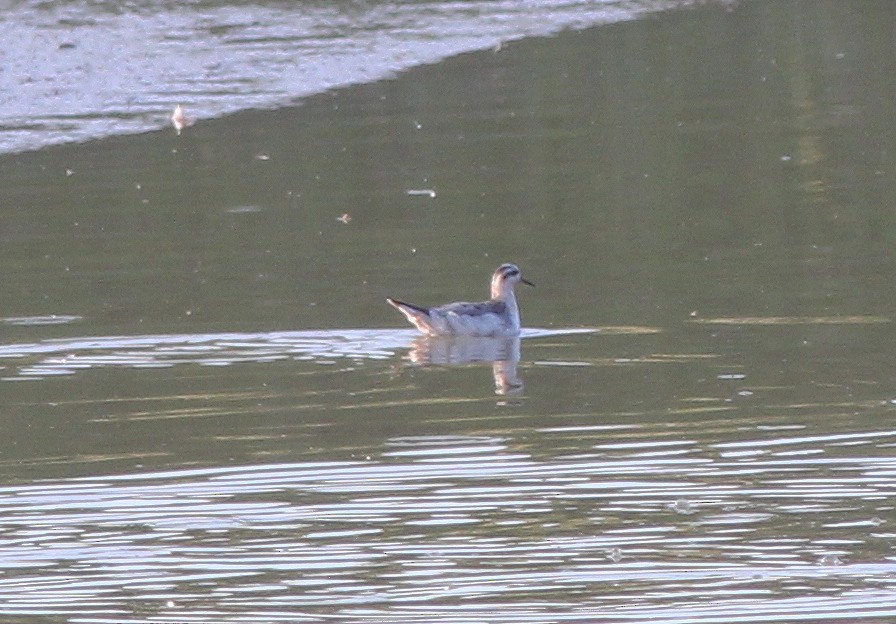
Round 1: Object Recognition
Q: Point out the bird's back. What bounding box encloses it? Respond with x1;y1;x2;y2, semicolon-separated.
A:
427;299;515;336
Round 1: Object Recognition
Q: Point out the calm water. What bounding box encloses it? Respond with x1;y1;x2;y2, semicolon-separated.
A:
3;1;896;622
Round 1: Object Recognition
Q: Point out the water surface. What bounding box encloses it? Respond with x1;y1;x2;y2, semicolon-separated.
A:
0;0;719;153
3;1;896;622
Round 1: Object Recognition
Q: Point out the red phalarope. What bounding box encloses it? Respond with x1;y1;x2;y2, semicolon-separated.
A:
387;263;534;337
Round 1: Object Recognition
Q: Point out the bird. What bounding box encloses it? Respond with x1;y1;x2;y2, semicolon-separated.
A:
171;104;192;135
387;263;534;336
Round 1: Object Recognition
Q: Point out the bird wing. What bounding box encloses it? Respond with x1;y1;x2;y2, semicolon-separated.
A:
435;300;506;317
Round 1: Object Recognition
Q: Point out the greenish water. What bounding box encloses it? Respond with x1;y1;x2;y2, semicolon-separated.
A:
2;2;896;622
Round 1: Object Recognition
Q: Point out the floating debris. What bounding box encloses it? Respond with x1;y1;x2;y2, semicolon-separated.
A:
226;205;262;214
254;153;271;161
337;213;352;224
171;104;192;135
718;373;746;380
669;498;695;515
407;189;436;198
818;553;843;566
2;314;83;326
690;315;890;326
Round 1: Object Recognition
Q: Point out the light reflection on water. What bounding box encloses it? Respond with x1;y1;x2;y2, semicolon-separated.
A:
0;0;721;154
2;321;894;624
3;0;896;619
0;327;595;381
0;427;894;622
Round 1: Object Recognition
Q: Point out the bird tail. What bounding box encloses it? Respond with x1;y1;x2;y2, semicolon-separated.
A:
386;297;430;316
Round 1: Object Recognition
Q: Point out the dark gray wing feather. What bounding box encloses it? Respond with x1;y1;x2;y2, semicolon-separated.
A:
386;297;430;315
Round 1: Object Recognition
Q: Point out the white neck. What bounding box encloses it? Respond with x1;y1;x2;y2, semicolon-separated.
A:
496;286;521;331
491;278;514;300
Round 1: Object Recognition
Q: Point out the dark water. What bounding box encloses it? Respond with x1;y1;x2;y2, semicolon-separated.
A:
3;1;896;622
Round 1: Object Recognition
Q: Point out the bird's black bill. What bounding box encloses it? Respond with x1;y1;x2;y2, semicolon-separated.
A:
521;278;535;287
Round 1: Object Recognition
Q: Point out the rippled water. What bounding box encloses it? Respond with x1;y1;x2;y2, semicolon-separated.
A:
0;0;720;154
2;411;895;622
4;0;896;621
0;326;592;380
2;318;896;622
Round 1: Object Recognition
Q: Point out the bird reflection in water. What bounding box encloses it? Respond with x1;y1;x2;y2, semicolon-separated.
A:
404;335;523;395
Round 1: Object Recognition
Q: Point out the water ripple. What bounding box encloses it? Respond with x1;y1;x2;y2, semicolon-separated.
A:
0;426;894;621
0;327;593;380
0;0;726;153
